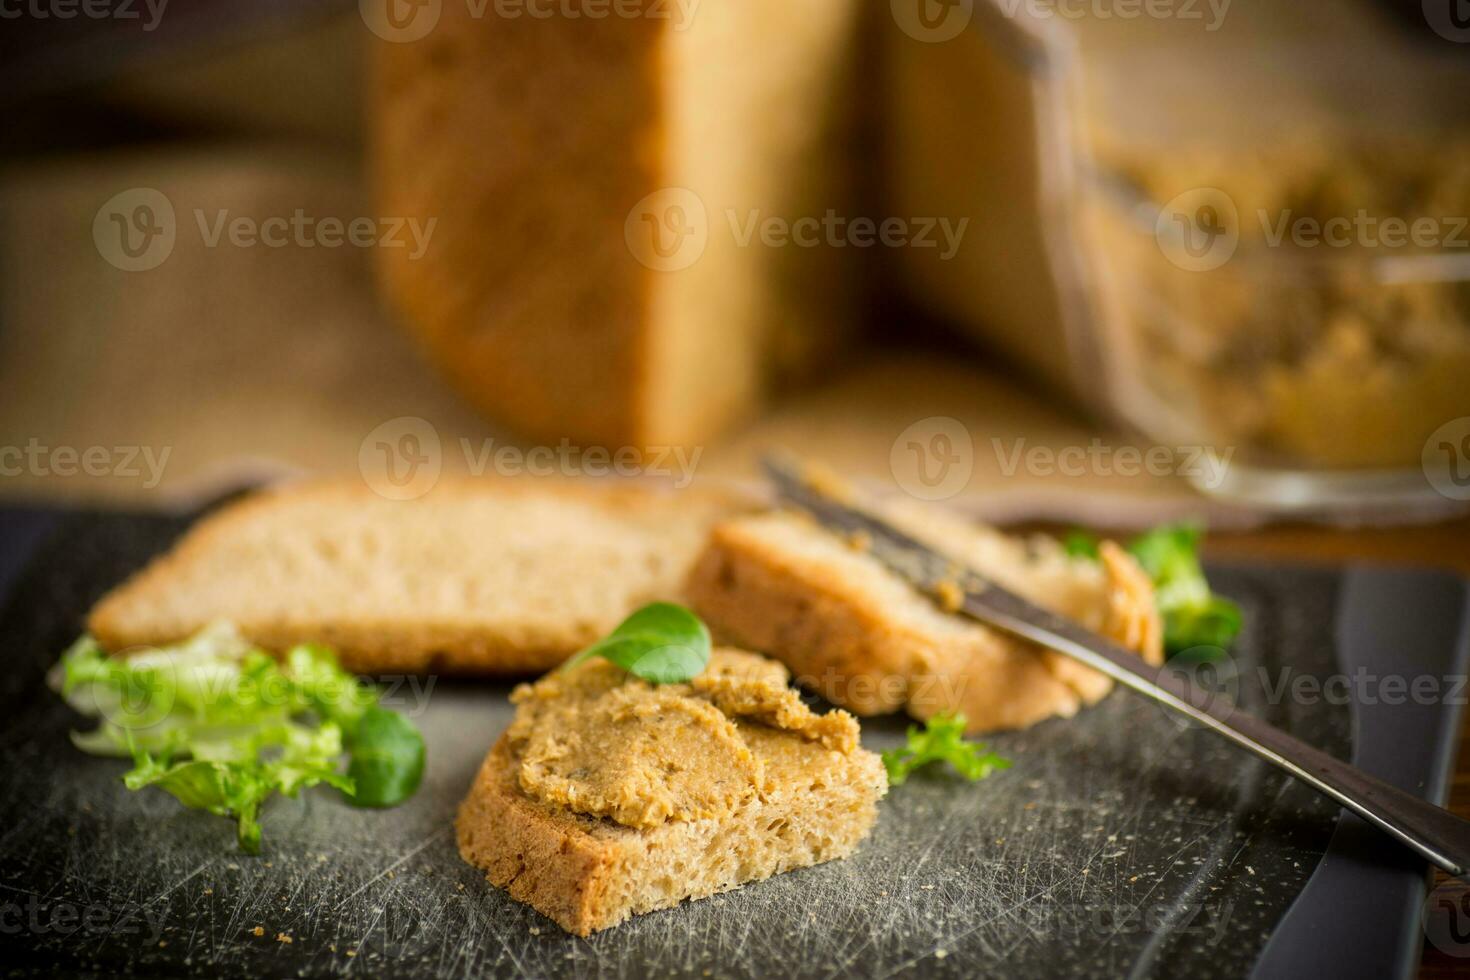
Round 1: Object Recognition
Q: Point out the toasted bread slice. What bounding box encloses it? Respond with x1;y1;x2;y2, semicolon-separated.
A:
456;651;886;935
89;480;753;674
686;502;1163;733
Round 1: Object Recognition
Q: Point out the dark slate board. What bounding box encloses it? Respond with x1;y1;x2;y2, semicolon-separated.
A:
0;507;1464;980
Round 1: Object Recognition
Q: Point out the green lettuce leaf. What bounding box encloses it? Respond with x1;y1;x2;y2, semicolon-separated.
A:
882;712;1011;786
1067;524;1243;657
52;622;423;853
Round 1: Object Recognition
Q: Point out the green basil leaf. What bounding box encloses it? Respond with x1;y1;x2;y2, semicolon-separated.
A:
345;706;426;808
562;602;711;685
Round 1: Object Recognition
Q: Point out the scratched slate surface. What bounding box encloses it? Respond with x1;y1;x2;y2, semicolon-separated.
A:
0;510;1352;979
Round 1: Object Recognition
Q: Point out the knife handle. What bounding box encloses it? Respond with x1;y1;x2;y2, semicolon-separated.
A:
976;590;1470;877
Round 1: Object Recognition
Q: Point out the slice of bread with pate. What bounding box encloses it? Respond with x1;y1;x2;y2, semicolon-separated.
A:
456;650;886;935
89;480;754;675
686;501;1164;734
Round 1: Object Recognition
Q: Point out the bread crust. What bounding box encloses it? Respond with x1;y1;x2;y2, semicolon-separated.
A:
686;511;1164;733
456;737;618;936
458;719;886;935
372;5;663;447
88;478;755;675
371;2;859;448
687;521;919;715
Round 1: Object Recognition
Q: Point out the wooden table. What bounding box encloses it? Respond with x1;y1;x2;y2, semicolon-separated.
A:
1204;520;1470;979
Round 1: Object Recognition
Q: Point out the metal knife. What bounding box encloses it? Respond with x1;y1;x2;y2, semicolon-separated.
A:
763;454;1470;877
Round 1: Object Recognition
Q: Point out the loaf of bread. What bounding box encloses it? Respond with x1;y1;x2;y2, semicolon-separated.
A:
686;502;1163;733
456;650;886;934
88;480;753;674
372;1;862;449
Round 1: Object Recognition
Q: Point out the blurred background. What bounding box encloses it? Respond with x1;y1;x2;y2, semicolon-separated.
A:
2;0;1469;534
8;8;1470;974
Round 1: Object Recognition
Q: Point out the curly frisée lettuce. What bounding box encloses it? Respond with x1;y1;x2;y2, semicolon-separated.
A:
1125;525;1243;655
1066;524;1242;657
50;622;426;854
882;712;1011;786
